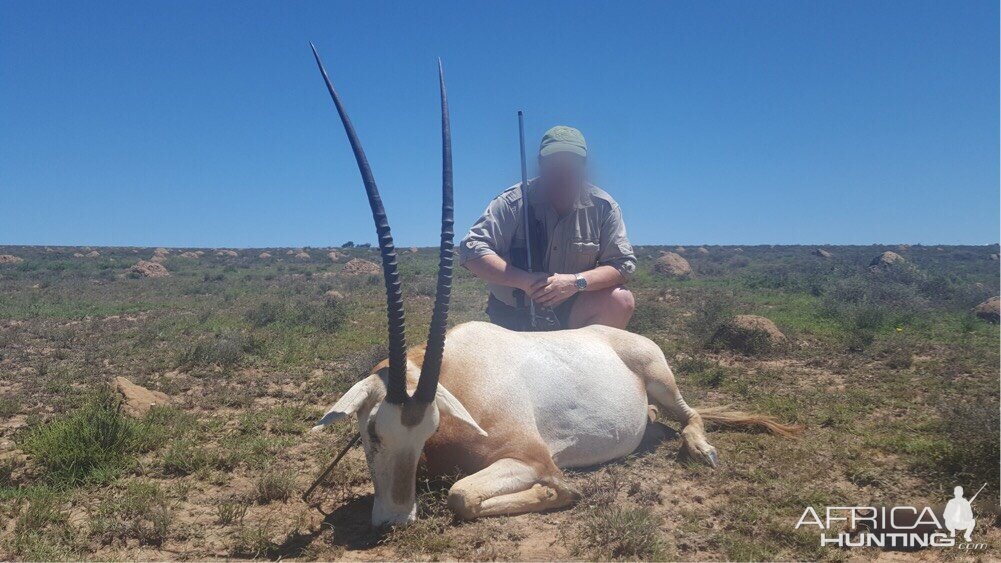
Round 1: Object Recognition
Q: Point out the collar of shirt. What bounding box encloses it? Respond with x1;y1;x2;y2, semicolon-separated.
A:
527;178;594;213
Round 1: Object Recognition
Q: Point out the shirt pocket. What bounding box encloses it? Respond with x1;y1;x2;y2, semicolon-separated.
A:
568;239;601;272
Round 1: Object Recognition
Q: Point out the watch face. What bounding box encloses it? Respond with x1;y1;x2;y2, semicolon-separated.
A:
576;276;587;290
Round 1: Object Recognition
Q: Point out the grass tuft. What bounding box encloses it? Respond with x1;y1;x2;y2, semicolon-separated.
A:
19;390;155;486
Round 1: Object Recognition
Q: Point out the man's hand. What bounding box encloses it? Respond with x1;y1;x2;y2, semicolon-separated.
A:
529;274;579;307
518;271;550;294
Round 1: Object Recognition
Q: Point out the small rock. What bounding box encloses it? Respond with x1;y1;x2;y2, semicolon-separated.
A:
674;246;687;254
869;251;905;270
342;258;381;276
324;290;345;301
653;251;692;278
0;254;24;265
974;297;999;324
216;249;238;257
295;251;311;260
259;252;272;259
711;315;786;355
697;246;709;254
812;249;833;258
114;376;171;417
327;250;342;262
129;260;169;278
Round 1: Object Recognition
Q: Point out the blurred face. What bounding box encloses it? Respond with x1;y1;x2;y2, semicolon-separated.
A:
539;152;587;207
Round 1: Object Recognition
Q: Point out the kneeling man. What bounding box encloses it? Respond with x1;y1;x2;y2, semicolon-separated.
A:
459;125;636;331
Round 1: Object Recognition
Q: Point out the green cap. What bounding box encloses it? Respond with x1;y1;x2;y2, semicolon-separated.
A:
539;125;587;158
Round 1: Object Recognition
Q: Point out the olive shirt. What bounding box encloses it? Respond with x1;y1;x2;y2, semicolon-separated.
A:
458;179;637;308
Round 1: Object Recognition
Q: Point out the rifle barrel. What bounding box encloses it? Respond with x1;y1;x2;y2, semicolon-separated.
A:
517;111;536;326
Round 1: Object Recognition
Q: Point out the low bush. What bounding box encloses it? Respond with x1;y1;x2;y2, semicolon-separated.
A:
246;300;346;333
177;330;256;368
687;290;737;348
676;356;730;388
820;274;925;352
934;402;999;501
19;391;155;486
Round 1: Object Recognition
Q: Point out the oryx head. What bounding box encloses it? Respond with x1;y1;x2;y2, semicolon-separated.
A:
308;45;485;527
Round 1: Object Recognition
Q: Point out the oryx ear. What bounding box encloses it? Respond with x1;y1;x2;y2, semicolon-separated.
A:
312;374;381;432
435;385;488;437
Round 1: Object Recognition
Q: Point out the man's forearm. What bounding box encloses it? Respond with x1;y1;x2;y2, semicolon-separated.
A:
463;254;535;291
579;265;626;291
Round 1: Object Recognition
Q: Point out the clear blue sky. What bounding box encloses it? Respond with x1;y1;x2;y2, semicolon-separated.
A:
2;1;997;247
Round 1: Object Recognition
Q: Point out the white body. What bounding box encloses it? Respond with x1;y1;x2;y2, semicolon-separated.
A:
316;321;789;525
442;324;649;468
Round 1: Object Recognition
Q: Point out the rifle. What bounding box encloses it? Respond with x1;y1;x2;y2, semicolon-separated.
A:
517;111;560;331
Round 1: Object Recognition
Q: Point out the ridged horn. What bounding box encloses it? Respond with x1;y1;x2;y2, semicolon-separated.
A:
414;59;453;403
310;43;409;404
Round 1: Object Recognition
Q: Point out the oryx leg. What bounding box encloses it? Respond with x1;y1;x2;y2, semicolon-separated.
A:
447;458;577;520
643;359;718;467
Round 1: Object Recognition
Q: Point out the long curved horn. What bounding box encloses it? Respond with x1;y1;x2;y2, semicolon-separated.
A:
414;59;453;403
310;43;409;404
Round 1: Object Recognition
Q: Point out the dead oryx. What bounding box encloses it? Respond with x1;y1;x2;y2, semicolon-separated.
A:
308;44;799;527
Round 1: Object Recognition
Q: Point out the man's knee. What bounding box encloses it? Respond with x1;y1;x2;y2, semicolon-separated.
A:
590;286;634;322
607;286;635;317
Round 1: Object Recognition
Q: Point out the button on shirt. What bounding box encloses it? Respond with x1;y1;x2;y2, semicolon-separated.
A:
458;180;637;308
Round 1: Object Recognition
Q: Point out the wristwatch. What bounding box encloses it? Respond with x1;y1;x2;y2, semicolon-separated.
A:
574;274;588;292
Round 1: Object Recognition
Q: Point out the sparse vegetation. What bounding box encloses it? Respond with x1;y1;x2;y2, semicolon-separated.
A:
19;390;157;486
0;244;996;560
688;289;736;347
89;481;173;547
254;468;298;503
570;505;668;560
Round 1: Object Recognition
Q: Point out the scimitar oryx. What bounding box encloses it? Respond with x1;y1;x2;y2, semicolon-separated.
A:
307;44;800;527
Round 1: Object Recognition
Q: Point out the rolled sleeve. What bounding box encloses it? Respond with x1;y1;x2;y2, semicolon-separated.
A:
597;204;637;281
458;193;518;266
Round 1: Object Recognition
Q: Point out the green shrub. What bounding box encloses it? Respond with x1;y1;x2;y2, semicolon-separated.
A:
161;438;221;476
627;301;671;334
676;356;729;388
177;330;255;368
246;300;346;333
20;391;153;486
687;290;736;348
934;402;999;501
821;275;925;351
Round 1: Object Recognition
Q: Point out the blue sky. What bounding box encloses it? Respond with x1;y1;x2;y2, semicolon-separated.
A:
2;1;997;247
